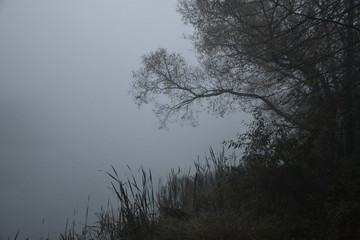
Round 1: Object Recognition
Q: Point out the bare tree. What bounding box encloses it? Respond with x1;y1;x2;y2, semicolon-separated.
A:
131;0;359;161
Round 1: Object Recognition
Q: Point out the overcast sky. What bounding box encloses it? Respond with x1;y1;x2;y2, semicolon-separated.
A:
0;1;249;239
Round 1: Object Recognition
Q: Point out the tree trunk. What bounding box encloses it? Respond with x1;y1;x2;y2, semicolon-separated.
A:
343;0;355;165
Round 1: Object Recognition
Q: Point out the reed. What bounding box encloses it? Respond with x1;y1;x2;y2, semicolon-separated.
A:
56;147;241;240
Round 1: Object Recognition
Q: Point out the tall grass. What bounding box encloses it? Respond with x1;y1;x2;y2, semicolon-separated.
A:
157;147;239;216
106;166;156;240
59;147;240;240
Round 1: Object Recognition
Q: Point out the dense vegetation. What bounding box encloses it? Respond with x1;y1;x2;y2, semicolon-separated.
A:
131;1;360;238
54;120;359;240
12;0;359;239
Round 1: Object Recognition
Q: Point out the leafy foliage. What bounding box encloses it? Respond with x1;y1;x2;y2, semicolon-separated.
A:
132;0;360;163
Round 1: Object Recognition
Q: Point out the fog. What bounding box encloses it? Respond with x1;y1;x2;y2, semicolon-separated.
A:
0;1;249;239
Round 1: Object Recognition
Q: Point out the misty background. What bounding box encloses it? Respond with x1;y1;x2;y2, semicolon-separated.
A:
0;0;249;239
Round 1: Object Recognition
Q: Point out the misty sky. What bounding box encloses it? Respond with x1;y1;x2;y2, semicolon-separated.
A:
0;0;249;239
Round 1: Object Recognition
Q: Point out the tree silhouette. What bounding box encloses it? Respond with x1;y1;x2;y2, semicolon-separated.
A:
131;0;360;162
